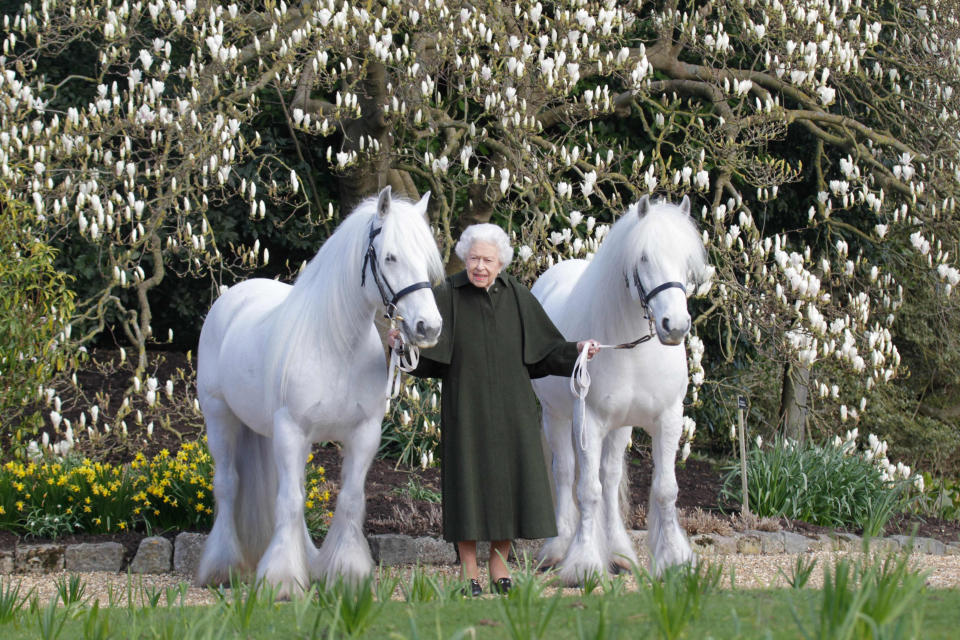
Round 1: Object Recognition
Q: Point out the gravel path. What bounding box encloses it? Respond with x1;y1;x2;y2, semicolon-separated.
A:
5;552;960;607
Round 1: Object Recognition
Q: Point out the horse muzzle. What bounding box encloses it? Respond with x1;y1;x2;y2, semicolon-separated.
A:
655;313;690;346
405;318;442;348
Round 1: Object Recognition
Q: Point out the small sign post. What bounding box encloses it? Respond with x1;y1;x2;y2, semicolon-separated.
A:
737;395;750;516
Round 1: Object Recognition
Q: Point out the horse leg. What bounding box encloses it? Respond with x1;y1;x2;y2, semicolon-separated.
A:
257;408;310;599
556;403;607;586
195;397;247;586
601;426;639;572
647;410;695;574
311;414;379;585
538;410;577;569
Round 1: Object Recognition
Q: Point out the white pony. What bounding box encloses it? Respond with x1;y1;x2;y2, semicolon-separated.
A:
195;187;444;597
531;195;708;585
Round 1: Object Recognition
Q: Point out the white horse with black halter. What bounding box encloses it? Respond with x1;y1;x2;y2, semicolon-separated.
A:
531;194;709;585
195;187;443;597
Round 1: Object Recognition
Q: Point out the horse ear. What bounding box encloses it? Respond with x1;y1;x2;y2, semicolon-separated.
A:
417;191;431;222
376;185;392;219
636;195;650;218
679;195;691;216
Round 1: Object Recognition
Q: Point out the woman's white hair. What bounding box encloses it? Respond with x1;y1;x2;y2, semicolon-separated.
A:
454;223;514;267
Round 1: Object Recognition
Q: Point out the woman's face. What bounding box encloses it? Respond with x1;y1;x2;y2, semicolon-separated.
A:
465;241;503;289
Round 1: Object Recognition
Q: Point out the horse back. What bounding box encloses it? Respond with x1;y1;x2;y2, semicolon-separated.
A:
530;259;589;331
197;279;291;393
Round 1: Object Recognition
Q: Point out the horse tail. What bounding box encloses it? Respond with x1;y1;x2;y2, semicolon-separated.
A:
234;425;277;568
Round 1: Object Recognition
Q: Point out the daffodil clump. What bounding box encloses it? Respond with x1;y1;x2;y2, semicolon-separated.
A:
0;439;331;539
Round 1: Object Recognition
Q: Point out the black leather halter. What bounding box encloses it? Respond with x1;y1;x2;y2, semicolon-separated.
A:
616;266;686;347
632;267;686;307
361;224;432;318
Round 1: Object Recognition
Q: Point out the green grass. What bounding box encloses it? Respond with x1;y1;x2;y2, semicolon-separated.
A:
0;589;958;639
1;555;957;639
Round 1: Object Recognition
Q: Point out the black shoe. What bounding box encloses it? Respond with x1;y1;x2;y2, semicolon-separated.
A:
492;577;512;595
462;579;482;597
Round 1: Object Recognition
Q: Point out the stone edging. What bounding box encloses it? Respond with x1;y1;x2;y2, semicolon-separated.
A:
3;530;958;577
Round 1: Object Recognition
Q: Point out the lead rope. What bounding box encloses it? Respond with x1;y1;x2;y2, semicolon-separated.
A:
569;318;657;450
385;319;420;411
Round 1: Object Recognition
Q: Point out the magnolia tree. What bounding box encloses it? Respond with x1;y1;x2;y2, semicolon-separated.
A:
2;0;959;457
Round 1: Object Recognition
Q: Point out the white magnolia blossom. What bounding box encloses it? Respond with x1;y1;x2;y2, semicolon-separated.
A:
2;0;959;466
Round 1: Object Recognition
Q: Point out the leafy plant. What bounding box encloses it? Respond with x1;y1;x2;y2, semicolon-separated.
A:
577;569;604;597
635;562;722;640
379;379;441;469
793;552;927;640
400;566;443;603
393;477;441;504
780;555;818;590
575;598;622;640
35;595;69;640
498;566;561;640
721;436;913;533
317;576;384;638
0;577;30;624
54;574;87;607
0;189;77;443
23;506;83;540
81;601;111;640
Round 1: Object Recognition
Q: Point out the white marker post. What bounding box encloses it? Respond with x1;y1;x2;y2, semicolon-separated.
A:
737;395;750;516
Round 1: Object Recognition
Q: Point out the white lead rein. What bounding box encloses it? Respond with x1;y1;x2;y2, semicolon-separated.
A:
569;332;654;450
570;340;607;452
386;333;420;411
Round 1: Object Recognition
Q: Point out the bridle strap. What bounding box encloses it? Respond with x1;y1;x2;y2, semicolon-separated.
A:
568;270;686;450
389;281;432;306
361;222;434;410
362;223;432;317
632;267;685;306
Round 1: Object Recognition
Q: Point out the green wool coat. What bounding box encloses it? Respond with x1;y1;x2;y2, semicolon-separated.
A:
411;270;579;542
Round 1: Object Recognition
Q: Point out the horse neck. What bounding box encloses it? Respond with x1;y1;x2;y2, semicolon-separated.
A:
270;213;378;362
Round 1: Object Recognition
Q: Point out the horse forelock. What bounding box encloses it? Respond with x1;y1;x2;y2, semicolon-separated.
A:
623;199;707;283
376;198;444;286
568;198;706;335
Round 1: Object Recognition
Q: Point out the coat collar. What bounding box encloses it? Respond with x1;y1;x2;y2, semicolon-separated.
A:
451;269;510;289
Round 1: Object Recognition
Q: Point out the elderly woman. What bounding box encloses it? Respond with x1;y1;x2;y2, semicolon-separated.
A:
394;223;598;596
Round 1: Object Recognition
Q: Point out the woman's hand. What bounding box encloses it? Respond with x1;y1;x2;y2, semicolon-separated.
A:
577;339;600;360
388;328;401;349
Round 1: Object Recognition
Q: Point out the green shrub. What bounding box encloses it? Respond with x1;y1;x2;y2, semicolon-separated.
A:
0;190;77;444
721;435;915;535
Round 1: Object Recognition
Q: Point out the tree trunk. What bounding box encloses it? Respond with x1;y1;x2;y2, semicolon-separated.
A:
779;362;810;443
336;62;393;211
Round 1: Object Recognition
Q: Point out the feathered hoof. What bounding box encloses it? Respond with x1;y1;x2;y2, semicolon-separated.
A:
259;569;308;601
608;549;640;575
537;537;570;570
650;548;697;576
608;560;631;575
555;557;607;588
313;551;374;588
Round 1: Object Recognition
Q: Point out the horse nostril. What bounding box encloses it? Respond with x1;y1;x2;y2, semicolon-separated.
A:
661;317;670;333
416;320;426;336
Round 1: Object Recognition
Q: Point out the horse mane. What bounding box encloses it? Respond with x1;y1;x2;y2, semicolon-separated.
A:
264;195;443;408
567;198;707;338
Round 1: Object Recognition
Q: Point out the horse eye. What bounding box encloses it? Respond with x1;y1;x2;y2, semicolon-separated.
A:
385;253;397;263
